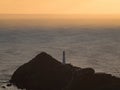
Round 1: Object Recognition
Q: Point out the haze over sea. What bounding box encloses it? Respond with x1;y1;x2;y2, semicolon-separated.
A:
1;15;120;84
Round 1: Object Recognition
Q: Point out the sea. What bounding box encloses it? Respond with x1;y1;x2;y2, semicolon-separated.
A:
0;18;120;89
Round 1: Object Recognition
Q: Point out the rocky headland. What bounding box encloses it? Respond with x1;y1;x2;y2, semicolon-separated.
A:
7;52;120;90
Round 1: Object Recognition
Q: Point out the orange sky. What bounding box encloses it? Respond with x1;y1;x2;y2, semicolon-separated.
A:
0;0;120;15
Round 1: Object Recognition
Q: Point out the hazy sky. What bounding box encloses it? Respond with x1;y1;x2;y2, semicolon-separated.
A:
0;0;120;14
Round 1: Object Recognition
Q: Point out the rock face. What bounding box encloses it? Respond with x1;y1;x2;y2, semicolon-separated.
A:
10;52;76;90
10;52;120;90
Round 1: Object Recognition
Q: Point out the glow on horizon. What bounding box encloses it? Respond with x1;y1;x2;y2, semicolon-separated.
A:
0;0;120;15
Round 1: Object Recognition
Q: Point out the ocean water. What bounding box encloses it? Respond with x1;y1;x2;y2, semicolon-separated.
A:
0;19;120;89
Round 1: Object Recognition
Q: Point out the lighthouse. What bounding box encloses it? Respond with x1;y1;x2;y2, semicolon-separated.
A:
63;51;66;64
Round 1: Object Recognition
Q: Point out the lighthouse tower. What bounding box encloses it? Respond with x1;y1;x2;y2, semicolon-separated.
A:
63;51;66;64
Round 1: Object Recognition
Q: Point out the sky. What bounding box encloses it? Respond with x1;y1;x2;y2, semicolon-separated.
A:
0;0;120;15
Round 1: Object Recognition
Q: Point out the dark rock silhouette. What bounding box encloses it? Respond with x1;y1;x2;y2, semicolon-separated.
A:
10;52;76;90
10;52;120;90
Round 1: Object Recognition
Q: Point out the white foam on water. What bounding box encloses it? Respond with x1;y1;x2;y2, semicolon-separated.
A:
0;83;25;90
